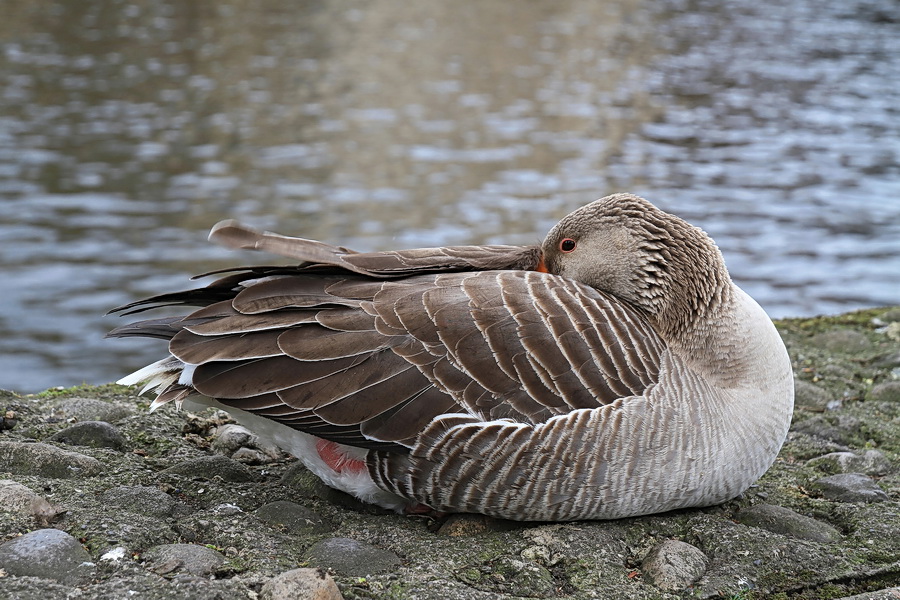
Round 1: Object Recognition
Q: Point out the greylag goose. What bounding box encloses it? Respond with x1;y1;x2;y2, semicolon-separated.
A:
109;193;794;521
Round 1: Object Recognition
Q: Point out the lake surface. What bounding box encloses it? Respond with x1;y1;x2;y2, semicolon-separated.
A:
2;0;898;393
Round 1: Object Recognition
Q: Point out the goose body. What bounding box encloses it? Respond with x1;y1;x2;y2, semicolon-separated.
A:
109;193;793;521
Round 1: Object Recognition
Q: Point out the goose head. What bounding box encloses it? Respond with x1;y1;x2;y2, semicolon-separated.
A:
541;193;733;338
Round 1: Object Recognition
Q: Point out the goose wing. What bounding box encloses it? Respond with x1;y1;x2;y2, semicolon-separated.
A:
111;226;665;453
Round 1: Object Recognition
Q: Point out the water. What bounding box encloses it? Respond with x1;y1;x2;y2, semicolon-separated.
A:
1;0;898;393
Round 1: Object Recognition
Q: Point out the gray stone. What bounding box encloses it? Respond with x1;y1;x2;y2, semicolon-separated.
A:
835;587;900;600
261;568;344;600
142;543;225;577
255;500;331;535
51;397;134;423
46;420;128;451
0;441;102;478
641;540;708;592
100;485;178;518
734;504;841;543
0;479;45;514
0;479;63;525
807;450;892;476
794;380;834;412
868;381;900;403
811;330;873;354
307;537;401;577
231;447;276;464
210;423;255;456
163;454;256;482
0;528;93;584
812;473;890;503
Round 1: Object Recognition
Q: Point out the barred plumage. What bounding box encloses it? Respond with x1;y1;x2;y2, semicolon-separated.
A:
109;193;794;520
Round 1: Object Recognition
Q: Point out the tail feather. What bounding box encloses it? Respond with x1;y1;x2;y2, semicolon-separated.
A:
117;356;184;400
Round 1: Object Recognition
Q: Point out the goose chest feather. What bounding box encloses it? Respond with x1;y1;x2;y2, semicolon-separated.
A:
110;193;794;521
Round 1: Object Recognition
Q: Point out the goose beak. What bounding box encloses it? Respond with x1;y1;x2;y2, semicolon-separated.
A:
535;254;550;273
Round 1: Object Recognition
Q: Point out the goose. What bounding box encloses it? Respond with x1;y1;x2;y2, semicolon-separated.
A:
109;193;794;521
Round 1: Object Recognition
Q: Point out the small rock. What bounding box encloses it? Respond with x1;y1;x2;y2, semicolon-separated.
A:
51;398;134;423
1;409;18;430
868;381;900;403
435;513;518;536
734;504;841;543
261;567;344;600
255;500;330;535
641;540;708;592
100;486;178;518
812;473;889;503
307;537;401;577
811;330;872;354
163;454;256;482
232;447;276;464
47;421;128;451
0;479;46;514
0;528;94;584
142;543;225;577
835;586;900;600
0;441;102;478
0;480;65;525
880;308;900;322
211;423;255;456
437;513;494;536
807;450;892;476
794;380;834;412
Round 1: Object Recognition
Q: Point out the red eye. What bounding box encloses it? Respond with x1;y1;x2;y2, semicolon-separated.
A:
559;238;576;253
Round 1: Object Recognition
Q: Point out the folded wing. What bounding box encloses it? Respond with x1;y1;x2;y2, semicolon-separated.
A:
110;226;666;454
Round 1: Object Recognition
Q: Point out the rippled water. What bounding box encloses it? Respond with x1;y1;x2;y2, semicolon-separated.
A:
2;0;898;392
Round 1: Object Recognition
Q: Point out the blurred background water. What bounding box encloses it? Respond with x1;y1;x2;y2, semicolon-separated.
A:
1;0;898;393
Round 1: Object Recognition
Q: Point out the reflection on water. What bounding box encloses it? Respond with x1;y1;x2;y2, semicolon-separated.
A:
1;0;898;392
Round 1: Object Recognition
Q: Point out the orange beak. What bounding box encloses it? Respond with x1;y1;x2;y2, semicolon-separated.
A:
535;255;550;273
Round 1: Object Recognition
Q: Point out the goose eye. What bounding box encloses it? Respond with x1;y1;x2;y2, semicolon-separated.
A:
559;238;577;253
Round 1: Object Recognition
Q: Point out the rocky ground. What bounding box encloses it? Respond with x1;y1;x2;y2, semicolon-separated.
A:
1;307;899;600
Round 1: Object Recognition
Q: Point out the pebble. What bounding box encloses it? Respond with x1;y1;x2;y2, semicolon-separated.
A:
0;441;102;478
141;543;225;577
46;420;128;451
868;381;900;403
811;330;873;354
50;398;134;423
260;567;344;600
641;540;708;592
307;537;401;577
436;513;518;536
232;447;276;464
100;485;179;518
255;500;330;535
734;504;841;543
0;528;94;584
211;423;255;455
835;587;900;600
812;473;890;503
807;450;892;476
0;479;47;514
0;479;63;525
794;380;835;412
162;454;256;482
